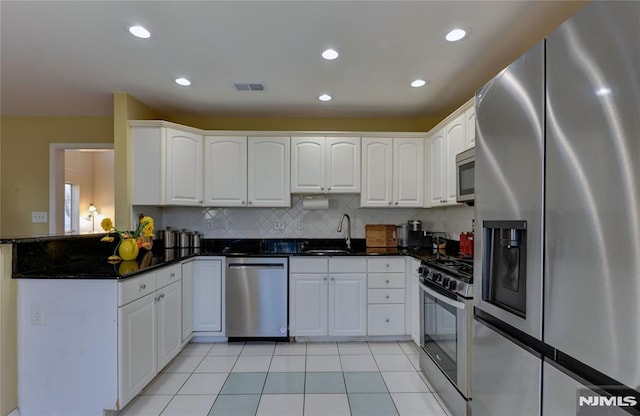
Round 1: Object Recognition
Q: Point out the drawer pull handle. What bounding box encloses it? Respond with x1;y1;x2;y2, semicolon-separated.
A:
159;293;165;299
385;295;390;299
386;280;390;284
385;318;390;323
140;284;146;290
170;273;175;278
330;277;335;281
385;264;390;267
323;277;328;281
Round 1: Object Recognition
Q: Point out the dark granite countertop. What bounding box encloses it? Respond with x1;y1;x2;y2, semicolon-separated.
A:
11;236;457;280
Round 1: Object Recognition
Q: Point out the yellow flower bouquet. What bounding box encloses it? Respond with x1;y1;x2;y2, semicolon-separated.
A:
101;216;154;261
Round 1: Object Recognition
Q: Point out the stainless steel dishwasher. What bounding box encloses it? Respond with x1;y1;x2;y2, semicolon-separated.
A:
225;257;288;339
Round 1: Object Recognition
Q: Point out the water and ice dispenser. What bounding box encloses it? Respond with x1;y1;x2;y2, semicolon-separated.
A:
482;221;528;318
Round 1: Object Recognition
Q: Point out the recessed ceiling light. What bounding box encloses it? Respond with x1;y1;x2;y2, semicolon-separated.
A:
596;87;611;96
322;48;339;60
445;28;467;42
410;79;427;88
175;78;191;86
319;94;332;102
129;25;151;39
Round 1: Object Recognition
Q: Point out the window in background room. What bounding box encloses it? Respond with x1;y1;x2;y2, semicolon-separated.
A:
64;183;80;233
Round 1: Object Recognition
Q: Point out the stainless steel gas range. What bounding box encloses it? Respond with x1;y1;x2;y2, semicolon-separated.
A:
418;256;473;416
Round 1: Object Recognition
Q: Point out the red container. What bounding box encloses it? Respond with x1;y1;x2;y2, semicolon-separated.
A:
460;232;474;256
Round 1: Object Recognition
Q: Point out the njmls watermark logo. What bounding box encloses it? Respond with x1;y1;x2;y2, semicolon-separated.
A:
577;388;639;416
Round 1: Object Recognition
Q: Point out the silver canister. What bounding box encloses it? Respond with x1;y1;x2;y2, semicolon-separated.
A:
159;228;176;248
177;229;190;248
189;231;201;248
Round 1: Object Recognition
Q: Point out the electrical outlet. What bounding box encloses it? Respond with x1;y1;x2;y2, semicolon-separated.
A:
32;211;48;223
273;220;285;230
297;221;304;230
31;303;45;326
207;219;215;230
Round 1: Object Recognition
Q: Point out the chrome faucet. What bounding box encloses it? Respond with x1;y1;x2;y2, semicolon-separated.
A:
337;213;352;250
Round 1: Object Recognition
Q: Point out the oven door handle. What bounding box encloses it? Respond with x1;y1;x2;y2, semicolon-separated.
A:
419;282;466;310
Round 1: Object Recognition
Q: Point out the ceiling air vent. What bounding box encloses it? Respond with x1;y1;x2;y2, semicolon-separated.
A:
234;82;266;91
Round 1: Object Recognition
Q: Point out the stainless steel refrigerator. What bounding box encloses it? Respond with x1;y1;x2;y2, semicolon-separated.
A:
473;2;640;415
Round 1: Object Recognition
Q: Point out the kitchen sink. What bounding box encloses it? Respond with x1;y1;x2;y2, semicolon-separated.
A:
302;249;351;255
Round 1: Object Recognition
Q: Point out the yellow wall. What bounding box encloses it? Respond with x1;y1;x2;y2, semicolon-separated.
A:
0;245;17;416
0;117;114;237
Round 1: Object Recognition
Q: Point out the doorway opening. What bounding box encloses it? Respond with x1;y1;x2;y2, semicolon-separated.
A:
49;144;114;234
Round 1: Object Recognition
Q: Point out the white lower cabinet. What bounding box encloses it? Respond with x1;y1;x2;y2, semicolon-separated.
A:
367;257;406;336
193;258;224;333
118;268;182;408
181;260;195;341
290;257;366;337
409;258;422;345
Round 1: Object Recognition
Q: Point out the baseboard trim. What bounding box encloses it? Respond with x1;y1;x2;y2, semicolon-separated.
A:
8;408;21;416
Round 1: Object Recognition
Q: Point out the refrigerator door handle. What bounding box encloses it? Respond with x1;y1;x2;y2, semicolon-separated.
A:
420;282;466;310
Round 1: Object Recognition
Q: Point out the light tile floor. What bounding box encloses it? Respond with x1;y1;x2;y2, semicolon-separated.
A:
121;341;452;416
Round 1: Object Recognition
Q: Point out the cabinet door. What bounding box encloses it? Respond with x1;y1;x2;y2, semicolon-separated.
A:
428;128;445;206
165;128;203;205
291;137;325;193
193;259;223;332
444;114;466;204
393;138;424;207
465;106;476;149
131;127;164;205
326;137;360;193
204;136;247;206
181;261;194;342
289;274;328;336
118;292;156;407
329;274;367;336
360;138;393;207
247;137;291;207
157;281;182;370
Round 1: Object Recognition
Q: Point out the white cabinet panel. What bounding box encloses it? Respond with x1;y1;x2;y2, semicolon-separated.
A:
289;274;328;336
326;137;360;193
328;274;367;336
465;105;476;149
181;261;194;342
165;128;203;205
444;115;466;203
204;136;247;206
247;137;291;207
156;281;182;370
291;137;325;193
131;127;165;205
427;128;446;207
367;304;405;336
193;259;223;332
393;138;424;207
118;292;157;406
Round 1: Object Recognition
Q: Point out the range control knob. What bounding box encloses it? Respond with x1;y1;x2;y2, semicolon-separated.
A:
449;281;457;291
434;273;443;283
443;277;450;288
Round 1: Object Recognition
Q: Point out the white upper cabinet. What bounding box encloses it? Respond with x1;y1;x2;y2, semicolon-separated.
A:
361;138;393;207
247;137;291;207
393;138;424;207
361;137;423;207
165;129;204;205
291;136;360;194
465;102;476;149
131;125;203;206
426;99;471;207
204;136;248;206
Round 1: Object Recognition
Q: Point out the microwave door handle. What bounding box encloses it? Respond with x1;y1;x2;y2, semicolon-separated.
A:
419;282;466;310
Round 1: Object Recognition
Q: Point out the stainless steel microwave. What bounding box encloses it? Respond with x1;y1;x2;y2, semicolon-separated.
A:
456;147;475;205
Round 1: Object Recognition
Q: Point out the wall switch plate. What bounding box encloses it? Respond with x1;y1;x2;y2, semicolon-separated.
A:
273;220;285;230
297;221;304;230
32;211;48;223
31;303;45;325
207;219;215;230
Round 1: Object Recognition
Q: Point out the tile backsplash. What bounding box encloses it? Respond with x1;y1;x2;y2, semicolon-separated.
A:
135;195;474;241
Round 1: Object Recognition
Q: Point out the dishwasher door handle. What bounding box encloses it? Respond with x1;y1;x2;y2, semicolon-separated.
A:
228;263;285;269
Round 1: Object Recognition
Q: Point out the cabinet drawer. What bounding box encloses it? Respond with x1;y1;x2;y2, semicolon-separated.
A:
368;289;405;304
329;257;367;273
368;273;405;288
367;257;405;273
157;263;181;289
119;272;157;306
290;257;329;273
367;304;405;336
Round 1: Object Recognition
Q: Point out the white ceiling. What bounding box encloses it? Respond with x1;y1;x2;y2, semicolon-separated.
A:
0;1;584;118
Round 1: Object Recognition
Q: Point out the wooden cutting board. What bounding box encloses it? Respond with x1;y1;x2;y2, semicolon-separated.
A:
365;224;398;247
